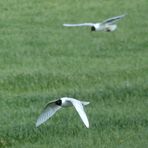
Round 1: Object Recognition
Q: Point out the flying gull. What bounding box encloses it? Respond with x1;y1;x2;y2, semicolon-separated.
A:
63;14;126;32
36;97;90;128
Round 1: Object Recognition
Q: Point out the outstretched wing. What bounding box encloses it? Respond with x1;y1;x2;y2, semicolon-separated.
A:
36;100;61;127
70;99;89;128
63;23;94;27
101;14;126;25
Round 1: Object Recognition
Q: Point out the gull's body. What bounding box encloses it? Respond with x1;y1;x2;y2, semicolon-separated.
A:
63;14;126;32
36;97;90;128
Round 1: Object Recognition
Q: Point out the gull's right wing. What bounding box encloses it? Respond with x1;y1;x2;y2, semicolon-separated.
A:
63;23;94;27
36;100;61;127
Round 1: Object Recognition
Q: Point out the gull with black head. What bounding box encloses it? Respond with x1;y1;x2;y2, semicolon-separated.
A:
36;97;90;128
63;14;127;32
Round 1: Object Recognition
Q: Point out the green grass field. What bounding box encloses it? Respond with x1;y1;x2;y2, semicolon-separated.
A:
0;0;148;147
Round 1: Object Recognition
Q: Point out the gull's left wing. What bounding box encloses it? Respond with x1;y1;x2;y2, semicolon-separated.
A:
70;99;89;128
101;14;127;25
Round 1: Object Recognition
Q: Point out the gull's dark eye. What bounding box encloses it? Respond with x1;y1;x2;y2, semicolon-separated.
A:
55;99;62;106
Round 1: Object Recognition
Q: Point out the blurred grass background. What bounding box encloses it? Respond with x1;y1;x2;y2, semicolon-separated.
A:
0;0;148;147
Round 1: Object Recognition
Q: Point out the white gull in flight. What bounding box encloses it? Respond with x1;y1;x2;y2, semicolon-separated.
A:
63;14;126;32
36;97;90;128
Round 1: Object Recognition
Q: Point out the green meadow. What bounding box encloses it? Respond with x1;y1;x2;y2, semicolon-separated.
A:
0;0;148;147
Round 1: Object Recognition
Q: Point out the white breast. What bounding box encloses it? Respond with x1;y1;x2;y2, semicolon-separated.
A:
94;23;102;31
61;98;73;107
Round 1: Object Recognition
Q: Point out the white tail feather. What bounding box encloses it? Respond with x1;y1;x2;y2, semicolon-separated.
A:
81;101;90;106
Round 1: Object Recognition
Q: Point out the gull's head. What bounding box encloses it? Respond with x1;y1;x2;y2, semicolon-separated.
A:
55;99;62;106
91;26;96;31
91;23;101;31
